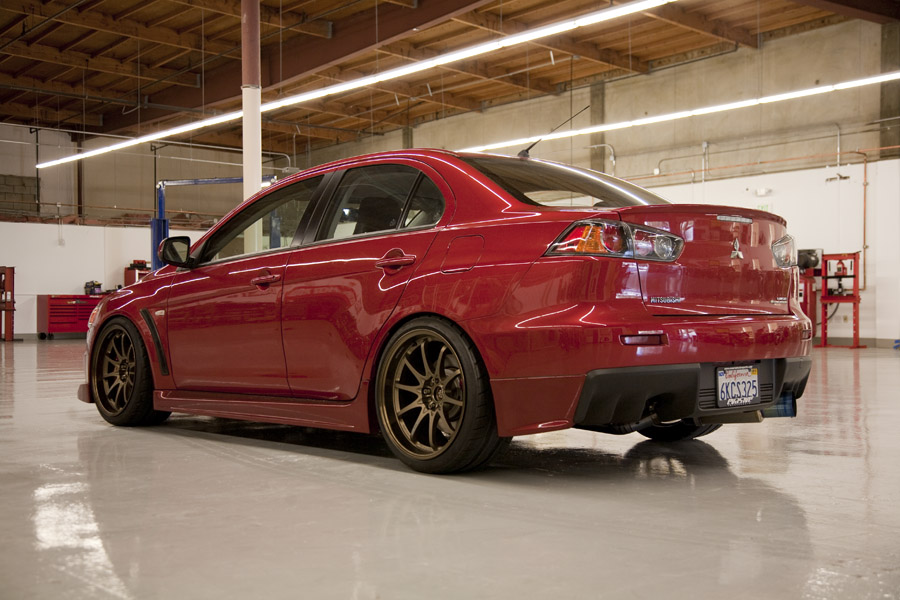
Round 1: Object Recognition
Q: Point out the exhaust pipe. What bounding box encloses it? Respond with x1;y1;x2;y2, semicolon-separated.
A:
578;413;659;435
761;392;797;419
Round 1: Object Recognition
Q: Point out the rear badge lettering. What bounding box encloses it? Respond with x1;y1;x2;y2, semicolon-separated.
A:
649;296;685;304
717;215;753;224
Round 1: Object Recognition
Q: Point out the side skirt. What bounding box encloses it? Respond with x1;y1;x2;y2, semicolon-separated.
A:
154;384;373;433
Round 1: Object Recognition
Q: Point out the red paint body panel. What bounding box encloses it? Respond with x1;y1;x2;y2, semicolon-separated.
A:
79;149;812;440
281;229;437;400
167;252;292;394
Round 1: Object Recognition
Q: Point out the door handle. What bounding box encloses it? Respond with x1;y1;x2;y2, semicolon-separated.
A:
250;272;282;287
376;250;416;270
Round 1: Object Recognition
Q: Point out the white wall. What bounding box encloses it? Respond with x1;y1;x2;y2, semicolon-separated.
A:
649;159;900;344
0;124;76;213
0;222;198;336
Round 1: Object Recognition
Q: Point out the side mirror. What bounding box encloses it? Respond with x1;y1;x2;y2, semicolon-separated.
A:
158;236;194;268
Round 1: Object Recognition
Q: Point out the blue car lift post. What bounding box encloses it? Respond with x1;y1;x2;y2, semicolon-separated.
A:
152;175;277;269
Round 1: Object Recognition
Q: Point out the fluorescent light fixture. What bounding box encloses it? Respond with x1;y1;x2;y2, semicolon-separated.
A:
36;110;243;169
37;0;674;169
459;70;900;153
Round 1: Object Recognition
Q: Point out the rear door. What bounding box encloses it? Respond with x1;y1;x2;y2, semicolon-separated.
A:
618;205;792;316
282;162;448;400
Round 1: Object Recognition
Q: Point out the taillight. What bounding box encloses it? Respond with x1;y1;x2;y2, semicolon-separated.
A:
772;234;797;268
547;219;683;262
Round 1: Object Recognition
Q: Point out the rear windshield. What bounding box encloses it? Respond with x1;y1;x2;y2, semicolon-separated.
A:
461;155;669;208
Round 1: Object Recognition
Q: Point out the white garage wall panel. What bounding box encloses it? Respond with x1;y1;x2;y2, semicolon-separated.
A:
0;223;197;336
650;159;900;345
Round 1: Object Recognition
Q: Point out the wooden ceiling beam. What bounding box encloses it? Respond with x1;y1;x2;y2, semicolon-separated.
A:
3;0;236;55
644;4;759;49
101;0;494;134
261;120;359;143
189;130;297;156
177;13;229;36
275;97;409;128
0;101;103;126
317;66;481;112
59;29;99;53
0;71;122;103
0;40;200;87
113;0;161;21
453;11;649;73
165;0;333;39
150;48;192;70
0;14;28;39
380;41;559;96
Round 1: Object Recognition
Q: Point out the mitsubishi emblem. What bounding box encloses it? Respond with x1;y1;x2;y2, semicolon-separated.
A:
730;239;744;260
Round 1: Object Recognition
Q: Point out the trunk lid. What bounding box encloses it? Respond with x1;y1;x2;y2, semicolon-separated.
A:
617;205;792;316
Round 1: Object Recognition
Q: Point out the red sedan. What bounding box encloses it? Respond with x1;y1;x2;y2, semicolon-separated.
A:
78;149;812;473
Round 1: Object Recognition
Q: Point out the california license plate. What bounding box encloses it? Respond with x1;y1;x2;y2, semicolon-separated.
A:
716;366;760;408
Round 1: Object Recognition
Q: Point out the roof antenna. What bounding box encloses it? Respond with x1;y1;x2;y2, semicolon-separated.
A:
517;104;591;158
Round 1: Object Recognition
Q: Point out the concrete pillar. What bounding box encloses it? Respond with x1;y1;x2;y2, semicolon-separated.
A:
589;81;606;173
241;0;262;203
881;22;899;159
402;126;414;149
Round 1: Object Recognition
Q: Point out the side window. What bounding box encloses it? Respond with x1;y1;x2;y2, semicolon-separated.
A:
201;175;322;263
403;176;444;228
320;165;419;241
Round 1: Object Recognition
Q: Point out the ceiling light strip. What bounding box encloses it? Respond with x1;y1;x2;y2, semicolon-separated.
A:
459;70;900;153
36;0;674;169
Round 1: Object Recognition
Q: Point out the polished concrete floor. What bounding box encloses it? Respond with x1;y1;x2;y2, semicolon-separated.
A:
1;340;898;599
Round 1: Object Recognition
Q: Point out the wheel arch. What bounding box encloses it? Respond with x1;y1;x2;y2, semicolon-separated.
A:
364;311;493;434
90;312;160;393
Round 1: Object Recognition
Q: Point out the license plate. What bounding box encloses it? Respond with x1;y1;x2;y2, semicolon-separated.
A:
716;366;760;408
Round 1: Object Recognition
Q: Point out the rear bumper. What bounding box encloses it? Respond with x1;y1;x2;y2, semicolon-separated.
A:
573;356;812;428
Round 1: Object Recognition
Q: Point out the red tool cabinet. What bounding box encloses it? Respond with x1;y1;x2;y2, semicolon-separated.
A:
36;295;104;339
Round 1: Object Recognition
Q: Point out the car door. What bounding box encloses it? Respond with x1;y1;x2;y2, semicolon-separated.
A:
282;162;448;400
165;175;324;395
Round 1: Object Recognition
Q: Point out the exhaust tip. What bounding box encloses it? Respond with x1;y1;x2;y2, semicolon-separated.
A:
761;392;797;419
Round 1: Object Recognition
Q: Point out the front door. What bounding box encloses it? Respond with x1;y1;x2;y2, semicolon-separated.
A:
165;175;323;394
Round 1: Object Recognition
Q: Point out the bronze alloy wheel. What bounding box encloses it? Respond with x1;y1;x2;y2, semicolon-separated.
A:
90;318;170;426
379;328;466;459
94;323;137;416
376;317;509;473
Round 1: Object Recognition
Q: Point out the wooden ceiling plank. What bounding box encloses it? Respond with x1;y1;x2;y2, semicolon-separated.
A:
453;11;649;73
101;0;494;134
4;0;235;55
644;4;759;48
114;0;161;21
177;12;229;36
380;40;558;95
0;15;28;39
1;100;103;126
318;66;481;112
1;40;199;87
23;21;66;46
166;0;333;39
150;48;192;69
59;29;99;53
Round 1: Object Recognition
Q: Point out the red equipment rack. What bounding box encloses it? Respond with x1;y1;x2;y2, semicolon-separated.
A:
816;252;865;349
1;267;14;342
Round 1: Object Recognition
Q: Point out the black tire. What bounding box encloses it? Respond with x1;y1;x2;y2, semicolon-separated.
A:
90;317;170;426
638;420;722;442
375;317;508;474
